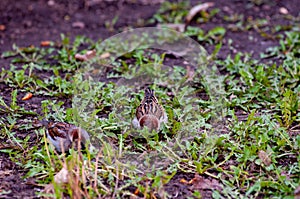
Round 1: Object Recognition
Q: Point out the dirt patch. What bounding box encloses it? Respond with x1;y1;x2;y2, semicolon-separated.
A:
0;153;38;198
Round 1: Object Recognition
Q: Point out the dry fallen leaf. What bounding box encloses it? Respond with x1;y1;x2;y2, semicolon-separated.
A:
258;150;272;166
189;174;222;191
72;21;85;29
0;24;6;31
99;52;110;59
75;50;110;61
40;41;51;46
279;7;289;15
75;49;96;61
134;188;139;195
47;0;55;6
185;2;214;24
43;167;69;198
22;92;33;101
75;53;87;61
179;178;189;184
54;167;69;184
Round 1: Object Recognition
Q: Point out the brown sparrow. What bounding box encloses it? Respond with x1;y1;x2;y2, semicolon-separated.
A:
132;88;168;131
41;120;91;153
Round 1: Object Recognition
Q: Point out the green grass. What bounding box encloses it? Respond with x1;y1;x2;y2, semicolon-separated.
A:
0;2;299;199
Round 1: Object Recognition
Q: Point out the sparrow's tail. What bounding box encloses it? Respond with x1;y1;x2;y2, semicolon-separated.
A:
139;114;160;131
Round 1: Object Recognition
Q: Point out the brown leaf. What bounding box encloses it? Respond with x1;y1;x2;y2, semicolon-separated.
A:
189;174;222;191
47;0;55;6
0;24;6;31
74;54;87;61
75;49;96;61
258;150;272;166
22;92;33;101
40;40;51;46
72;21;85;29
134;188;139;195
279;7;289;15
99;52;110;59
54;167;69;184
85;50;96;59
185;2;214;24
179;178;189;184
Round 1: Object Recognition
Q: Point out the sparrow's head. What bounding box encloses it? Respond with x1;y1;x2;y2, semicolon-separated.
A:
145;87;154;97
144;87;158;103
139;114;160;131
68;127;90;151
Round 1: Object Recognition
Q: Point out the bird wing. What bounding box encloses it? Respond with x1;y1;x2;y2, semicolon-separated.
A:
47;122;70;140
136;88;164;120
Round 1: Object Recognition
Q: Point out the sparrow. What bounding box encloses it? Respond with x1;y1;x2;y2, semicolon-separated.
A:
41;120;91;153
132;87;168;131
